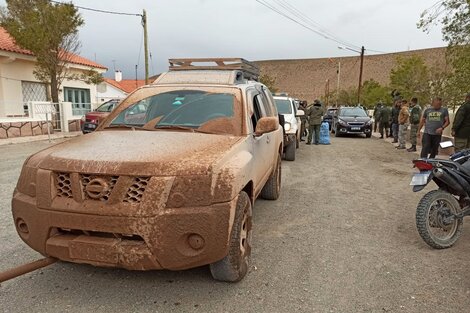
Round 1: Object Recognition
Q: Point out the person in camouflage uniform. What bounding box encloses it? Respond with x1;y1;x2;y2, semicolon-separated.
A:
299;100;308;141
407;97;422;152
306;99;325;145
378;104;390;139
452;93;470;152
373;102;383;133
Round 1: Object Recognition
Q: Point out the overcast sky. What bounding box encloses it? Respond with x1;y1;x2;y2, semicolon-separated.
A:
0;0;445;79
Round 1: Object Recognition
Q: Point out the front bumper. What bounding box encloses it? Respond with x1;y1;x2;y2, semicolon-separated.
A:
12;192;236;271
337;124;372;135
82;122;98;133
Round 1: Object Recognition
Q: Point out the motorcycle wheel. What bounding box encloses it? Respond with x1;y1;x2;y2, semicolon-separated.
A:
416;189;463;249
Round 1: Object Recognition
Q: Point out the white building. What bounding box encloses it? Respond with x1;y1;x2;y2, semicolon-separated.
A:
96;70;145;104
0;27;107;118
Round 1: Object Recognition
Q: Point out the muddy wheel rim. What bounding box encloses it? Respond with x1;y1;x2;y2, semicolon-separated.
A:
239;201;252;258
426;199;459;242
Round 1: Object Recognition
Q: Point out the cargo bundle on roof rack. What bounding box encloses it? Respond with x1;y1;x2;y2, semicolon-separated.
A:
168;58;260;82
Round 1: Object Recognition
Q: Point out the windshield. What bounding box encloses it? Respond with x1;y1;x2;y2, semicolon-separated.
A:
96;101;117;112
340;108;368;117
109;90;238;134
275;99;293;114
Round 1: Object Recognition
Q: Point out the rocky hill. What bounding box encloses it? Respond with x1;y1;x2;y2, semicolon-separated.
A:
255;47;447;102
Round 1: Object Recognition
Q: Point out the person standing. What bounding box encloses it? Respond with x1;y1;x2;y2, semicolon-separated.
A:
391;99;401;143
306;99;325;145
373;102;383;133
418;97;450;158
397;100;410;149
299;100;308;141
407;98;422;152
378;104;390;139
451;93;470;152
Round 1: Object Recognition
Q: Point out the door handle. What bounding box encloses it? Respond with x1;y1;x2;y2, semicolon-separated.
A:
266;136;270;144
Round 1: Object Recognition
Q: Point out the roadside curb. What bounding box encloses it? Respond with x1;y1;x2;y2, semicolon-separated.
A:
0;132;82;146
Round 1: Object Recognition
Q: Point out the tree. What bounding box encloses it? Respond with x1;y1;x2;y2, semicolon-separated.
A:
361;79;390;109
0;0;103;103
389;55;431;105
259;74;278;93
418;0;470;104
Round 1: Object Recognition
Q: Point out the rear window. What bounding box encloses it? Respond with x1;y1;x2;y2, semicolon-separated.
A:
275;99;293;114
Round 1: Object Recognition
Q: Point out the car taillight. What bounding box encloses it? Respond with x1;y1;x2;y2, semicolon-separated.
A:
413;160;434;171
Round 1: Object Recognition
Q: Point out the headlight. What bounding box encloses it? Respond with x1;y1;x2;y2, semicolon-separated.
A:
366;120;373;125
338;119;348;126
284;122;292;132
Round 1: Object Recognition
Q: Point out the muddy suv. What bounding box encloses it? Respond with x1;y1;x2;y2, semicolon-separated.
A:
11;58;283;282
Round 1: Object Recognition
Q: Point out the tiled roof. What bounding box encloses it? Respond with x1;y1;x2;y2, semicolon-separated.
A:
104;78;146;93
0;27;107;69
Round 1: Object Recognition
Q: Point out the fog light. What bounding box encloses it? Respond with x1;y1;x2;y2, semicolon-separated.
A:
187;234;205;250
17;218;29;234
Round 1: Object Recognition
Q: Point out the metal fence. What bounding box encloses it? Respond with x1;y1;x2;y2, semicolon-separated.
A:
72;103;92;116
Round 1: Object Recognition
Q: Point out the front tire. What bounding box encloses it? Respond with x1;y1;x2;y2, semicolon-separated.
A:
416;190;463;249
334;126;341;137
285;141;296;161
210;191;252;282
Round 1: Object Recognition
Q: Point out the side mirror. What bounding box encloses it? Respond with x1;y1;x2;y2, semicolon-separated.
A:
296;110;305;117
440;141;454;149
255;117;279;136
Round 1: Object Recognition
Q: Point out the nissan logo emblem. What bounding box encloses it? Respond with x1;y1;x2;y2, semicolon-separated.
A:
85;178;109;199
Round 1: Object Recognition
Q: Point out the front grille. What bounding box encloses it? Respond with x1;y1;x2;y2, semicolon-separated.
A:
348;122;364;126
123;177;150;203
56;173;73;198
81;174;119;202
55;227;144;242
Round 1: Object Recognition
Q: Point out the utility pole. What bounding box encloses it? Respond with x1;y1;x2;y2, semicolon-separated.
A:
142;9;149;84
336;60;341;107
357;46;365;104
325;79;330;106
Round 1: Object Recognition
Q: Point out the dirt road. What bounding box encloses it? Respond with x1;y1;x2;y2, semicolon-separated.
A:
1;137;470;312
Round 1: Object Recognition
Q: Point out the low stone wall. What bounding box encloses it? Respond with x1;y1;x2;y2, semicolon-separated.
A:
68;119;81;132
0;121;54;139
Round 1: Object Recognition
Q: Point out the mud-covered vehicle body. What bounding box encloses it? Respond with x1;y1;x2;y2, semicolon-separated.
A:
11;58;283;282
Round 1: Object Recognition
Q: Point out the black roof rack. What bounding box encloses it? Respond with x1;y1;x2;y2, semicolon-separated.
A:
168;58;260;81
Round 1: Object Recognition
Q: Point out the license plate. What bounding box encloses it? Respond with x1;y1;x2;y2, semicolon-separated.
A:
410;172;431;186
85;123;96;129
351;127;361;131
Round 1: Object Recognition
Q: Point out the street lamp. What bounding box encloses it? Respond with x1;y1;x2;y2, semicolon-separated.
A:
338;45;365;105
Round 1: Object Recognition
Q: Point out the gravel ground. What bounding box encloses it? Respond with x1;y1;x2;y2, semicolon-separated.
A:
1;136;470;313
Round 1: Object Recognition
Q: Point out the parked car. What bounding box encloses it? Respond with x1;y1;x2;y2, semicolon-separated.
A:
274;95;304;161
331;106;372;138
11;58;283;282
81;99;120;133
323;107;338;131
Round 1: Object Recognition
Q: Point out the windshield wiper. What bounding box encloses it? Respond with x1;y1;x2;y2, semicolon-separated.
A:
155;125;215;134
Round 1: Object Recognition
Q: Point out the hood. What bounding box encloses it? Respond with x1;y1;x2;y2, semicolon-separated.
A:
338;116;371;123
30;130;242;176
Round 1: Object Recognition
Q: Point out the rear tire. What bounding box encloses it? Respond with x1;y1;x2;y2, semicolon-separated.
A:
285;142;296;161
210;191;252;282
416;189;463;249
260;154;281;200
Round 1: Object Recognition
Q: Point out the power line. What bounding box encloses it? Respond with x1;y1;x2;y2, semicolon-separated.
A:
255;0;388;54
50;1;142;17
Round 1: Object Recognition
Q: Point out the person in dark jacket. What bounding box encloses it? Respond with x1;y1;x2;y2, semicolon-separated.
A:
391;98;402;143
452;93;470;152
378;105;390;138
306;100;325;145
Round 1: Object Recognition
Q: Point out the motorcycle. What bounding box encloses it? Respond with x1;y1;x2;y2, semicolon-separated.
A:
411;141;470;249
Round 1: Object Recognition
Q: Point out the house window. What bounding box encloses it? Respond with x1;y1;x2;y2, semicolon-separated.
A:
64;87;91;116
22;81;48;115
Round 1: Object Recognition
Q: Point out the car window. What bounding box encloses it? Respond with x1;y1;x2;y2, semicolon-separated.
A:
261;87;277;116
110;90;236;133
340;108;368;117
96;101;117;112
275;99;293;114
